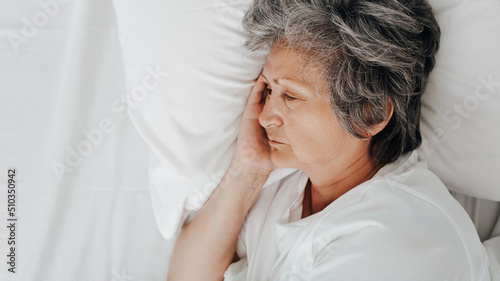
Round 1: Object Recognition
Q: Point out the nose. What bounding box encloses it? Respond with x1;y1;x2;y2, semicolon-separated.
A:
259;94;283;128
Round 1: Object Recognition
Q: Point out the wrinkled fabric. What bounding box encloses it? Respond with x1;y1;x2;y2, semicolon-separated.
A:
225;151;491;281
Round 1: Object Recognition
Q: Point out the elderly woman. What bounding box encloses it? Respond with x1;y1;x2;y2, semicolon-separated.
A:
168;0;490;280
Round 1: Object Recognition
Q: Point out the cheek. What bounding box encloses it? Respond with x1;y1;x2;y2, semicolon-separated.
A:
285;112;345;163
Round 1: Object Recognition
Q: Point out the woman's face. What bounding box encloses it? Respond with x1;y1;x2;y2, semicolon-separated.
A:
259;44;371;171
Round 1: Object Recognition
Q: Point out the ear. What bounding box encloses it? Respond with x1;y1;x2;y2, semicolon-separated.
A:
367;98;394;137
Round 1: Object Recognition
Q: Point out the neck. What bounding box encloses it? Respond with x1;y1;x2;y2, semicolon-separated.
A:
302;152;381;217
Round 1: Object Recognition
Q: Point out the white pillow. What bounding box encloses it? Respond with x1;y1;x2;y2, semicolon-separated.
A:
113;0;295;240
420;0;500;200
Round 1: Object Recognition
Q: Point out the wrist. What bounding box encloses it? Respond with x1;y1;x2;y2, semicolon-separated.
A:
216;158;271;204
225;160;271;212
228;157;273;182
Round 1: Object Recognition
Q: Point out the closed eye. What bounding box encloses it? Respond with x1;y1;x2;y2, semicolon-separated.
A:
283;93;297;101
262;88;298;104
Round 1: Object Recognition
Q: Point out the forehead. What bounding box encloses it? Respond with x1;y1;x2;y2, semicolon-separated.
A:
263;44;325;92
263;44;304;82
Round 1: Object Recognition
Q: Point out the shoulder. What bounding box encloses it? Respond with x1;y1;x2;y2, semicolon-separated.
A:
306;172;489;280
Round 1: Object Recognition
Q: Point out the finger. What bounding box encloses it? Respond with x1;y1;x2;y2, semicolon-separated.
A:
246;75;267;105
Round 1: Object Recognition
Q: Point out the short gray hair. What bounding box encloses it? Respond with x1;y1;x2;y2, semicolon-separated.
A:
243;0;440;165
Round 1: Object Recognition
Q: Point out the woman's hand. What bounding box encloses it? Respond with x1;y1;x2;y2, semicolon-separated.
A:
233;75;275;172
168;75;275;281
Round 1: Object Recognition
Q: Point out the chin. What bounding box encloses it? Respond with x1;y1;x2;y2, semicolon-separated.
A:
270;151;296;169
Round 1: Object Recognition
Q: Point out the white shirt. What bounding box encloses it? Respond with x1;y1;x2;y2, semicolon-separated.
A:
224;151;491;281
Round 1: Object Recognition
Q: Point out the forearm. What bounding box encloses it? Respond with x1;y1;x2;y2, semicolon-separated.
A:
167;160;271;281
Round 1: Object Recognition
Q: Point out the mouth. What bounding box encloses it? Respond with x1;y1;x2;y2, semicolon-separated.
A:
268;138;285;145
265;130;285;145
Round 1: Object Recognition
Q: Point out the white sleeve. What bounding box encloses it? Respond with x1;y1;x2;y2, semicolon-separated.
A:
484;235;500;280
235;219;248;259
224;219;249;281
224;257;248;281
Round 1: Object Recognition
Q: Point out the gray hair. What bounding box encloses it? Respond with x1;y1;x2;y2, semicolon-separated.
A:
243;0;440;165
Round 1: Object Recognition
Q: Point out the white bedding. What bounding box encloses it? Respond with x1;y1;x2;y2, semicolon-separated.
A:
0;0;173;280
1;0;498;280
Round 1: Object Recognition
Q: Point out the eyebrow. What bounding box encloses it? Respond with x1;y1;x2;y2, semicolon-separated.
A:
262;73;290;84
261;73;302;88
261;73;308;97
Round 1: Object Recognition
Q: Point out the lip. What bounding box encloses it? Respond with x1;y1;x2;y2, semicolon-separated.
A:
269;139;285;145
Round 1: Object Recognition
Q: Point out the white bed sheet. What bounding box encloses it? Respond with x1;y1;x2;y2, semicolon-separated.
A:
0;0;173;280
